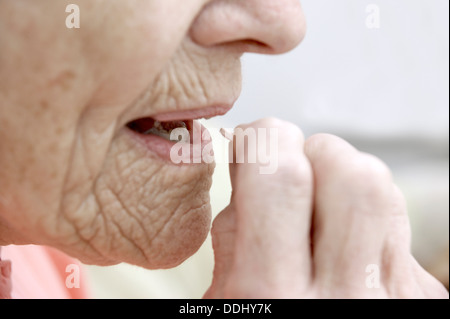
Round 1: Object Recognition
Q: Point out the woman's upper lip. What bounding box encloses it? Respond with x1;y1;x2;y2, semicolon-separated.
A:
151;104;233;122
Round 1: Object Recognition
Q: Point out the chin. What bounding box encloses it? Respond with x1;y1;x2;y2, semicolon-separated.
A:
145;200;212;270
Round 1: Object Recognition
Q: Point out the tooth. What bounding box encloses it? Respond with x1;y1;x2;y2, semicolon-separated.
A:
144;127;171;140
154;121;163;130
143;120;188;141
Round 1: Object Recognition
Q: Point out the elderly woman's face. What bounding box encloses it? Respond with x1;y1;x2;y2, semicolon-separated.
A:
0;0;305;267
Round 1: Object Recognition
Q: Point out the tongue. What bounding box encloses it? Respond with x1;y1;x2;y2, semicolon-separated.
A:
156;120;187;131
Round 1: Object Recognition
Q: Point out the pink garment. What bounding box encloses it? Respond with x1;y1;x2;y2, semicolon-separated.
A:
0;245;90;299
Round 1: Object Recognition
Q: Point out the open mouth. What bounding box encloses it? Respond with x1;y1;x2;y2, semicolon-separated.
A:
124;105;232;162
125;117;209;162
127;118;194;143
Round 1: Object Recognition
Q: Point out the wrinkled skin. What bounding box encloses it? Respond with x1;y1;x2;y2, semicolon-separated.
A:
0;0;447;298
205;119;448;298
0;0;305;268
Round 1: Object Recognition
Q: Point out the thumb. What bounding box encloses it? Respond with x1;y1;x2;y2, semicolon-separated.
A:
204;205;236;298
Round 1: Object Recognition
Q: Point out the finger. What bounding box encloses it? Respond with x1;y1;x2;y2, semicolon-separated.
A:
305;134;396;295
383;185;448;298
226;118;314;297
379;186;418;297
204;206;236;298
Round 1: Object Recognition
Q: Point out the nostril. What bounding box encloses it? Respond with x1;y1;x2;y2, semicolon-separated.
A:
189;0;306;55
236;39;272;53
215;39;273;54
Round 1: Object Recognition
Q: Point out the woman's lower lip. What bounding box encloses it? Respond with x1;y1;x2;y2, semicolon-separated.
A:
125;120;214;164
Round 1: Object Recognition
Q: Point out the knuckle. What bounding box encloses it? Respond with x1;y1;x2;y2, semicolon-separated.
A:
305;133;347;158
304;134;393;201
352;153;391;181
238;117;305;144
266;117;304;143
251;117;289;129
275;154;313;191
341;153;392;197
305;134;364;176
306;133;337;147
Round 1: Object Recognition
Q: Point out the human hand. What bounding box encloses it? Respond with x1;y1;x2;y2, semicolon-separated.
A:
205;118;448;299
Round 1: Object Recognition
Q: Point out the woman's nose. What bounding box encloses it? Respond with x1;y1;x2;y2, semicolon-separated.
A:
190;0;306;54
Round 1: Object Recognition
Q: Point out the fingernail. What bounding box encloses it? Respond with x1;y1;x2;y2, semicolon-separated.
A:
220;128;233;141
